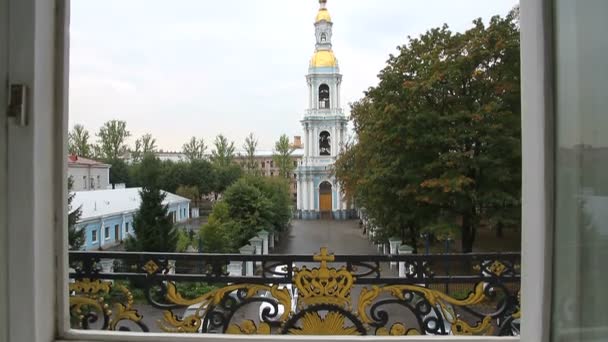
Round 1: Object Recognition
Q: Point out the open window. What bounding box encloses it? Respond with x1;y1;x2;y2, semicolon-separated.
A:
318;84;330;109
319;131;331;156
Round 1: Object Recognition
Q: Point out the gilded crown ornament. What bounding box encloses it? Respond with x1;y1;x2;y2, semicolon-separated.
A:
293;247;355;308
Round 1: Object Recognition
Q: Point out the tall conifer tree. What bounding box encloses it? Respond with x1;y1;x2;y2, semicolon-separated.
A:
125;154;178;252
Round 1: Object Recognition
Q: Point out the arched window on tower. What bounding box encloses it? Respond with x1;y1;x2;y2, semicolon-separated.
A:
319;131;331;156
320;33;327;42
319;84;330;109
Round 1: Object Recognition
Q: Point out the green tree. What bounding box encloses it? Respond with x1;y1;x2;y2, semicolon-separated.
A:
243;133;259;174
182;137;207;161
212;164;242;199
132;133;157;162
199;175;292;251
272;134;296;179
221;179;273;249
67;177;85;250
108;158;130;186
125;155;178;252
95;120;131;160
199;202;231;253
211;134;235;167
187;159;215;196
243;175;292;233
335;10;521;253
176;185;199;207
68;124;93;158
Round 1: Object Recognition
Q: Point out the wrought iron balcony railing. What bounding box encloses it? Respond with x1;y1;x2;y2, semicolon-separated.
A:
68;248;520;336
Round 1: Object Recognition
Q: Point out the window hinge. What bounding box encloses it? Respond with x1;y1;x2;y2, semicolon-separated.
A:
7;83;27;126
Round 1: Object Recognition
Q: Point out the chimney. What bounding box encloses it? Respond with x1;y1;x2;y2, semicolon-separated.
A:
293;136;302;148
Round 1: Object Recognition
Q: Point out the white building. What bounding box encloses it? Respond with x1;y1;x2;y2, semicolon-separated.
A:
71;187;191;250
296;0;350;220
67;155;111;191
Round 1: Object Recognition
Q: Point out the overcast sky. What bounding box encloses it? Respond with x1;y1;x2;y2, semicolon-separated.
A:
69;0;518;151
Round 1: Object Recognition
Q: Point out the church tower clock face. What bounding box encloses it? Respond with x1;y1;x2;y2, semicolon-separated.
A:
295;0;350;220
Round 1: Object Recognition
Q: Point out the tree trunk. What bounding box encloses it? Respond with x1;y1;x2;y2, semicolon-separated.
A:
496;221;504;238
461;212;474;253
408;224;418;254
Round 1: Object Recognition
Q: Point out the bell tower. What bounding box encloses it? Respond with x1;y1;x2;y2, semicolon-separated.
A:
296;0;350;220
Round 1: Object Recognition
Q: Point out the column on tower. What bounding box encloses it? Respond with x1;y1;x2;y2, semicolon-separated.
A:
308;177;314;212
337;79;341;109
331;125;336;157
314;126;319;156
334;181;342;210
297;175;302;210
308;81;313;109
304;123;310;158
338;122;343;152
302;176;308;211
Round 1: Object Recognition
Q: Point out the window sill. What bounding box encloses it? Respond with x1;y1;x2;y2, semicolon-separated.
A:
57;331;520;342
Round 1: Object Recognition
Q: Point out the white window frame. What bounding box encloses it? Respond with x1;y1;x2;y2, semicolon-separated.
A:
1;0;555;341
91;230;97;244
104;226;110;240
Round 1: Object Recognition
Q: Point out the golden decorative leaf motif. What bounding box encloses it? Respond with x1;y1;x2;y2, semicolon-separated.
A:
226;320;270;335
288;312;360;335
69;278;111;294
376;323;420;336
143;260;160;275
488;260;507;276
451;316;494;335
158;311;201;333
69;279;144;331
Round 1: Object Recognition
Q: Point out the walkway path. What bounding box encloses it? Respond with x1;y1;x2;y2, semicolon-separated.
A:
275;219;378;255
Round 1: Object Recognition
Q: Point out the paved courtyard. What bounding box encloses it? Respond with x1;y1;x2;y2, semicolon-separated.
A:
275;219;378;255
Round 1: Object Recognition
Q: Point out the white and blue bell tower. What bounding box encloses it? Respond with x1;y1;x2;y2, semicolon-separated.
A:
296;0;350;220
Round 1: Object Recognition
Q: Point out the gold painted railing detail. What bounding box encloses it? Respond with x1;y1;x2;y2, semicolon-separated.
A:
69;278;147;331
68;248;520;335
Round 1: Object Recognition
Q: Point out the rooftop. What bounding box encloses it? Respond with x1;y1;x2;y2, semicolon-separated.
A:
68;155;111;168
72;187;190;221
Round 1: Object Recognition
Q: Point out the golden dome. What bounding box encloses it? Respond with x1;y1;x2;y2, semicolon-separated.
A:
310;50;337;68
315;8;332;23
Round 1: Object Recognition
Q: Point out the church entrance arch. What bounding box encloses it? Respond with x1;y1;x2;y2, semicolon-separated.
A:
319;181;333;219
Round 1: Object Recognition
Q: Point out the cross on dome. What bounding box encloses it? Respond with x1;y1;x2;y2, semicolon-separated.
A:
316;0;332;23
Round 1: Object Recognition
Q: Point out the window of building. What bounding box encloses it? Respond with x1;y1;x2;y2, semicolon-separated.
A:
270;161;274;168
82;175;87;189
319;131;331;155
319;84;330;108
104;226;109;240
125;222;129;233
91;230;97;243
261;161;265;168
294;161;298;167
97;175;100;187
270;172;274;177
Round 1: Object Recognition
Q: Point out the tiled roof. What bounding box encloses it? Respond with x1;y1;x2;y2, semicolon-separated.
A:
68;155;111;167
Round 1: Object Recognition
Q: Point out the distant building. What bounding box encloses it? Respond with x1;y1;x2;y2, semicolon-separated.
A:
67;155;111;191
71;187;191;250
120;136;305;201
234;145;304;201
